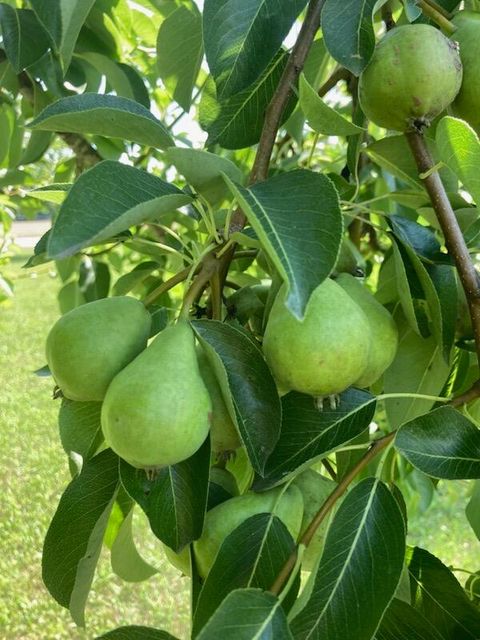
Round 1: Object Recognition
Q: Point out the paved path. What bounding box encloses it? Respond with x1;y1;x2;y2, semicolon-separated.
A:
11;219;51;249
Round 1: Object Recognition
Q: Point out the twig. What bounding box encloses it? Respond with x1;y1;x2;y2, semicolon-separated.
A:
143;266;193;307
269;432;395;596
209;271;223;320
417;0;456;34
450;380;480;408
317;67;350;97
381;4;396;31
421;0;453;20
322;458;337;481
179;255;218;319
405;131;480;373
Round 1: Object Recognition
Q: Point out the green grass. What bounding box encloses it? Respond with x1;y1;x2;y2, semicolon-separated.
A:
0;253;478;639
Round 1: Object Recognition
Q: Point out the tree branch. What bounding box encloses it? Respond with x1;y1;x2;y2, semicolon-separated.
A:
269;432;395;596
405;131;480;375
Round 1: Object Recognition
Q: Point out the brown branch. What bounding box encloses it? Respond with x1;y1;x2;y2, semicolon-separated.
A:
58;132;101;173
143;266;194;307
269;432;395;596
451;380;480;408
405;131;480;374
322;458;337;481
317;67;350;98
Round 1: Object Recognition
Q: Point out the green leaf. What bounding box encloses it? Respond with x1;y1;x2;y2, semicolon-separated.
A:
291;478;406;640
199;50;296;149
30;94;173;149
255;388;375;490
193;514;298;636
299;74;365;136
78;52;147;102
203;0;307;99
79;259;111;302
224;170;343;319
29;0;96;71
156;3;203;112
321;0;377;76
436;116;480;205
97;627;179;639
110;509;157;583
0;5;51;73
466;480;480;541
112;261;159;296
376;598;444;640
47;161;191;258
407;546;480;639
197;589;293;640
28;183;71;204
42;449;119;626
384;321;451;430
395;406;480;479
192;320;281;476
119;439;210;552
165;147;243;205
58;399;103;463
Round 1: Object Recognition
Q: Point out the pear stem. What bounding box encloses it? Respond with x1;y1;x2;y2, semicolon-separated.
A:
417;0;456;35
143;266;194;307
269;432;395;596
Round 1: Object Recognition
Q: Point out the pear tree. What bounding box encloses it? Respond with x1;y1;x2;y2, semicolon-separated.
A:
2;0;480;638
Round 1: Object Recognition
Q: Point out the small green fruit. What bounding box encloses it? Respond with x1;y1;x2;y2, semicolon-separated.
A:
193;485;304;578
101;322;211;469
263;279;371;397
336;274;398;387
197;349;241;454
451;12;480;133
359;24;462;131
293;469;337;572
46;296;151;401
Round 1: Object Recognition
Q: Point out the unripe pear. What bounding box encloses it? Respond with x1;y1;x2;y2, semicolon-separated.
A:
293;469;337;572
101;322;211;469
263;279;371;397
193;485;304;579
359;24;462;131
46;296;151;401
451;12;480;133
336;273;398;387
197;349;241;454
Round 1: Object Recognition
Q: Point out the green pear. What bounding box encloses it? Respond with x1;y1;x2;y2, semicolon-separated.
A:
193;485;304;579
293;469;337;572
359;24;462;131
451;12;480;133
197;349;241;454
101;322;211;469
336;273;398;387
46;296;151;402
263;279;371;397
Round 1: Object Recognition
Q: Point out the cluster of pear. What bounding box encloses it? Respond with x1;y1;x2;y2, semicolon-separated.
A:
263;275;398;398
165;467;336;578
46;296;239;470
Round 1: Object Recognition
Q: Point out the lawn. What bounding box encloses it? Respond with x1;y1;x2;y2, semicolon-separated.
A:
0;252;478;639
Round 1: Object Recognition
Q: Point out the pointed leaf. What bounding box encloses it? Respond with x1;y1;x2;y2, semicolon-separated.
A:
407;547;480;639
199;50;296;149
299;74;365;136
42;449;119;626
47;161;191;258
436;116;480;206
29;0;96;71
165;147;243;204
192;320;281;476
58;399;103;462
193;514;298;636
254;388;375;490
203;0;307;99
156;3;203;111
110;509;157;583
28;183;71;204
98;627;179;639
197;589;293;640
224;170;343;319
0;5;51;73
119;439;210;552
321;0;377;75
376;598;445;640
466;480;480;541
291;479;406;640
30;94;173;149
396;406;480;479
